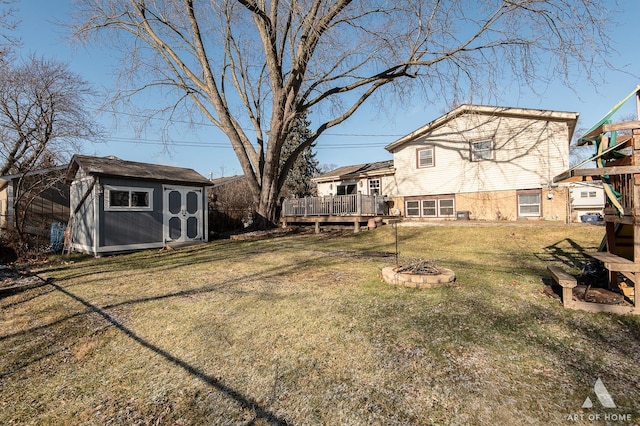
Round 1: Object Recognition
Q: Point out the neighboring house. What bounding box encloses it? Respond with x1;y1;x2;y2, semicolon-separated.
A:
0;166;69;235
313;160;396;197
383;104;579;221
568;180;605;222
66;155;212;256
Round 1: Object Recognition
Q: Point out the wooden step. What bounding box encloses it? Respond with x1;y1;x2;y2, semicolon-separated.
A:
586;252;640;272
547;265;577;288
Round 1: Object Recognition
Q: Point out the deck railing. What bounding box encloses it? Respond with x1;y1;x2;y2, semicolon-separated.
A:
282;194;386;217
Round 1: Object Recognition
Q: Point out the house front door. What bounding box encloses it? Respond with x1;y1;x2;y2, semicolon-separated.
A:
163;186;203;243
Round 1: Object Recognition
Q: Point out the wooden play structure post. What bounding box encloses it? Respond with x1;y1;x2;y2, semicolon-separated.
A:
550;85;640;314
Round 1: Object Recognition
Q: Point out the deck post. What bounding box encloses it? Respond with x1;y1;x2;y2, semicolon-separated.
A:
356;192;362;215
329;195;334;215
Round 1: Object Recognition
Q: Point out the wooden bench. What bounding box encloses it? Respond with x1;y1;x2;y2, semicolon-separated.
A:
585;251;640;272
547;265;577;308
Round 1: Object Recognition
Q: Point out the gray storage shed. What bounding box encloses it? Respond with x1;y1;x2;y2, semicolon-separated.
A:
65;155;212;256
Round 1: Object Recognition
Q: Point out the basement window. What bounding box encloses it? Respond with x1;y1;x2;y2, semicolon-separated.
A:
518;191;541;217
406;200;420;217
405;196;455;218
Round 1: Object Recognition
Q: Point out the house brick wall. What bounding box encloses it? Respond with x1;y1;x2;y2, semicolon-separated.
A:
387;186;569;222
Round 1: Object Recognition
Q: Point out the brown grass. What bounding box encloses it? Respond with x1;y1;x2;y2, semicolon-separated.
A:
1;222;639;425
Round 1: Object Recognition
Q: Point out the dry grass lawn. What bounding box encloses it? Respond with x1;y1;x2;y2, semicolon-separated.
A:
1;222;640;425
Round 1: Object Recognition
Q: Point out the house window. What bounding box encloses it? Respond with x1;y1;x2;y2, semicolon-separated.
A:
105;186;153;211
580;191;597;198
518;192;541;217
417;147;435;168
406;197;455;218
471;140;493;161
439;199;455;216
369;179;381;195
337;184;357;195
422;200;436;217
406;200;420;217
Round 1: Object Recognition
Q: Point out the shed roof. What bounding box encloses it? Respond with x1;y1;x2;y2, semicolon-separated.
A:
209;175;246;188
384;104;579;152
66;155;212;185
313;160;394;183
0;165;67;182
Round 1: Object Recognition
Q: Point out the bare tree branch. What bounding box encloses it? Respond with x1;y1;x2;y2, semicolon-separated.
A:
72;0;616;226
0;55;102;175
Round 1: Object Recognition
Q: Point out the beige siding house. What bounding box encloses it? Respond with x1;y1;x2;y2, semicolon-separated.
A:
313;160;396;197
569;181;605;222
383;105;579;221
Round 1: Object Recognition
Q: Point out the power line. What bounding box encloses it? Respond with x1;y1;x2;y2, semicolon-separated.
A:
93;106;405;138
106;136;393;150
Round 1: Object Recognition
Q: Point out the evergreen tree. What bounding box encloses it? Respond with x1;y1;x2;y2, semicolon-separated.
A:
281;113;319;198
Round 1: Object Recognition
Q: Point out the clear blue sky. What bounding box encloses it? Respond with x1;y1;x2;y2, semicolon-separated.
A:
12;1;640;178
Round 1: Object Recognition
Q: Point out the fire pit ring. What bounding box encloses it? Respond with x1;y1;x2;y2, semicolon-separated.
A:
381;265;456;289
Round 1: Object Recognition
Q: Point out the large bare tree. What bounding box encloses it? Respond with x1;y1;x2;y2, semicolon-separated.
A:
0;56;102;175
73;0;613;226
0;56;101;249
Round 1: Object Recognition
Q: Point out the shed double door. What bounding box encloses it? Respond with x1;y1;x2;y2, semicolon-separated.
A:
163;186;203;243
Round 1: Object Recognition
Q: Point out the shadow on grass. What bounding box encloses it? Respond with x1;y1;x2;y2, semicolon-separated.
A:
47;281;290;426
538;238;597;269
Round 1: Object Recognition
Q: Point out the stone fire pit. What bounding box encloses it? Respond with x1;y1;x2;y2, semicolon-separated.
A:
381;259;455;289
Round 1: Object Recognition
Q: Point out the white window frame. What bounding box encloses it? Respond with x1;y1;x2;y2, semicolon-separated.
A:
406;197;455;218
417;147;435;168
471;140;493;161
405;200;420;217
105;185;154;212
579;191;598;198
422;199;437;217
518;192;541;217
368;178;381;195
438;198;455;217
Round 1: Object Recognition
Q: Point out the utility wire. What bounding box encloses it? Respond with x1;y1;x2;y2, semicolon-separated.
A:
93;106;405;139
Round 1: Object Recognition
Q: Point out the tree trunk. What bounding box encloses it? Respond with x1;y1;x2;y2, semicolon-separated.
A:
254;158;282;229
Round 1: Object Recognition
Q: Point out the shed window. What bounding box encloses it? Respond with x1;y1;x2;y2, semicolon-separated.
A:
471;140;493;161
105;186;153;211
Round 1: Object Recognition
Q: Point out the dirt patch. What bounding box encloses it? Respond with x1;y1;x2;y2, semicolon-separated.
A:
0;265;48;296
229;227;306;241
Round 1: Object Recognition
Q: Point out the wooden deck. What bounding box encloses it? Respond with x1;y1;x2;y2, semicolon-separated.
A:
280;194;390;232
